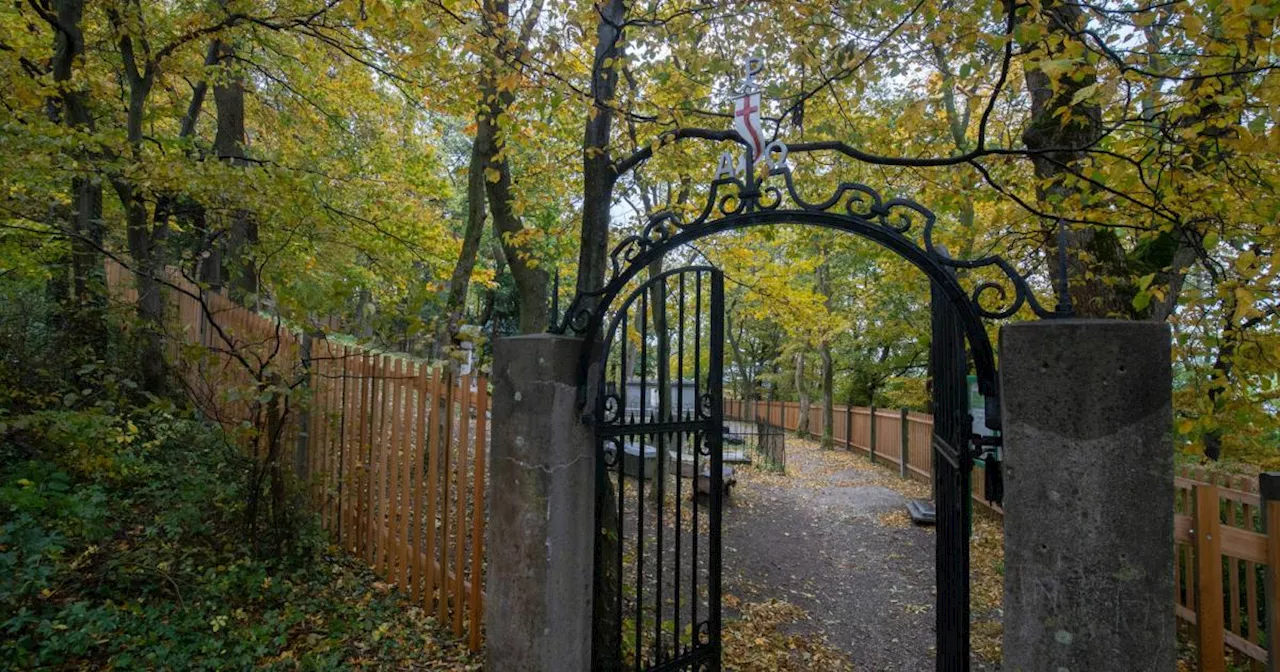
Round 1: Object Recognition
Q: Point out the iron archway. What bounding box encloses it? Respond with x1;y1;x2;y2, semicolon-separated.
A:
554;166;1065;409
552;163;1068;672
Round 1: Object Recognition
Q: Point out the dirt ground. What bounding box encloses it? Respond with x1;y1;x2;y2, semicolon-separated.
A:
720;429;1003;671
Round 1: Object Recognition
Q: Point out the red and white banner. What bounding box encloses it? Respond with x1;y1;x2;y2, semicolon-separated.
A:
732;92;765;162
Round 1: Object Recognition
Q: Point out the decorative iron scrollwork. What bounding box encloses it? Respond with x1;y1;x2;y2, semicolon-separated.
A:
551;158;1066;340
695;621;711;645
601;393;623;425
697;392;713;420
697;431;713;457
602;436;623;469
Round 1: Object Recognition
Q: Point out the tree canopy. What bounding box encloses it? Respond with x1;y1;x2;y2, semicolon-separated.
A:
1;0;1276;464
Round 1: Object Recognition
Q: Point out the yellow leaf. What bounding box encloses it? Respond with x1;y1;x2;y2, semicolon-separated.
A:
1235;249;1257;274
1184;14;1203;36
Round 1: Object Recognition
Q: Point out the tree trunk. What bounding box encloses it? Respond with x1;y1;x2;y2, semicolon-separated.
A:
725;312;754;419
816;261;834;448
434;119;490;356
110;16;166;395
580;1;626;666
576;0;625;298
157;40;220;289
214;44;258;305
469;0;551;335
795;351;811;438
485;151;549;333
48;0;106;354
1015;0;1127;317
819;344;833;448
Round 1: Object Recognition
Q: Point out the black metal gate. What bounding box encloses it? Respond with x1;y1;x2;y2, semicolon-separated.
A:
589;266;724;672
931;280;975;671
549;152;1060;671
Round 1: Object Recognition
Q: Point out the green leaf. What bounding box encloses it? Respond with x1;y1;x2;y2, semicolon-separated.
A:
1131;291;1152;312
1069;83;1099;107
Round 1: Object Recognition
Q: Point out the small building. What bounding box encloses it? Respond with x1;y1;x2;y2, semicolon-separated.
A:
613;379;701;417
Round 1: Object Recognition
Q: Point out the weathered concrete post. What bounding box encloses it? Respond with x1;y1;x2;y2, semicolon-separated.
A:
1001;320;1174;672
487;334;594;671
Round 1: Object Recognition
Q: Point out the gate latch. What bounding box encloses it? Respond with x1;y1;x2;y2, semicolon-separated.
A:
969;433;1001;455
970;433;1003;507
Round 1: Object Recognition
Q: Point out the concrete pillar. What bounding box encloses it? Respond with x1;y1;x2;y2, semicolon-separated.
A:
487;334;594;671
1001;320;1174;672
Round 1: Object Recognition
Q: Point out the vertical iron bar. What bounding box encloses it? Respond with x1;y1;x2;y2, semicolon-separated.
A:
707;269;725;668
617;311;628;667
691;270;702;638
636;290;647;671
675;272;685;654
588;266;729;671
654;275;666;661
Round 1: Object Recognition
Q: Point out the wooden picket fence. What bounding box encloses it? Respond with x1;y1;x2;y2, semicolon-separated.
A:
1174;467;1280;671
727;397;1280;670
723;398;1001;511
105;259;489;651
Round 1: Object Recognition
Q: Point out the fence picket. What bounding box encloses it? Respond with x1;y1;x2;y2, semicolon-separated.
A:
399;361;414;593
413;363;429;604
341;346;354;550
425;366;442;611
354;352;368;562
1196;484;1226;672
470;376;488;651
367;354;379;568
1243;478;1260;648
438;370;454;625
387;358;403;584
454;372;472;636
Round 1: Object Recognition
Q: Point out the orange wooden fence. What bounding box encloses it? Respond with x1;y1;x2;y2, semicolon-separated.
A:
723;398;1001;511
106;259;489;651
1174;467;1279;671
727;397;1280;670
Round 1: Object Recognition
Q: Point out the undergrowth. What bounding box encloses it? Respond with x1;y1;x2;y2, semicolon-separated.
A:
0;399;480;670
0;403;478;670
0;258;477;670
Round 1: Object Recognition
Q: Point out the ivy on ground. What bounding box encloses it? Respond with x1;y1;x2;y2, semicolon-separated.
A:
0;405;478;671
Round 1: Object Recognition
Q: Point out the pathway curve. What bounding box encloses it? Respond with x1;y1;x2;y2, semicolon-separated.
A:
720;427;1001;671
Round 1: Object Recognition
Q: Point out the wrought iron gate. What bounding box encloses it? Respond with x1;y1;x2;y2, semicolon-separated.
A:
931;280;975;671
550;155;1060;671
589;266;724;672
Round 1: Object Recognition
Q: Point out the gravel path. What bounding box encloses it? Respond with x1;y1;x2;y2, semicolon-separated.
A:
720;429;1000;671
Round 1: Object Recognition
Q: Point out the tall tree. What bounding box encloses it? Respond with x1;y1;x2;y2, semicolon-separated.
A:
44;0;106;353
